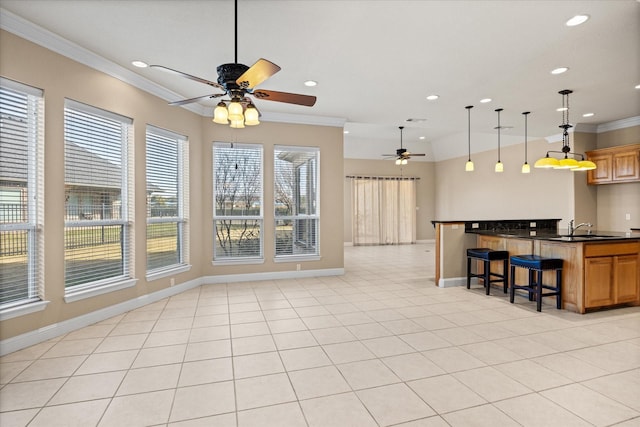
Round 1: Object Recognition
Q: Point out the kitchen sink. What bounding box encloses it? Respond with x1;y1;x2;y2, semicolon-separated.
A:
548;234;615;241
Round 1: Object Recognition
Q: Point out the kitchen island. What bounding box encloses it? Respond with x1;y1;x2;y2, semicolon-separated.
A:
433;219;640;313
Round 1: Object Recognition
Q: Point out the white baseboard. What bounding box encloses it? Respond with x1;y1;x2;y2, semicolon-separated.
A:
204;268;345;284
0;268;345;356
438;276;468;288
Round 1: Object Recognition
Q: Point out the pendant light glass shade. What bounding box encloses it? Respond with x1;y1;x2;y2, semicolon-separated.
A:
521;111;531;174
494;108;504;173
213;101;229;124
535;155;560;168
555;156;579;169
465;105;474;172
573;159;597;171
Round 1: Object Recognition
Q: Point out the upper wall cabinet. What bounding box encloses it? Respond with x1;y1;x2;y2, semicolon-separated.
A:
586;144;640;185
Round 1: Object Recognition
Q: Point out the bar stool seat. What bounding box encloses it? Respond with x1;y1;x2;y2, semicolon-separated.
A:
509;255;563;312
467;248;509;295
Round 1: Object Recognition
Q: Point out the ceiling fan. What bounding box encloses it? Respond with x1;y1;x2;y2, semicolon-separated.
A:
149;0;316;125
382;126;426;165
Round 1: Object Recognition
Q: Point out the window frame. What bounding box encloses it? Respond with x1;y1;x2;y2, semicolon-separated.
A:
274;145;320;261
0;77;46;317
212;142;264;264
145;125;190;279
63;99;136;302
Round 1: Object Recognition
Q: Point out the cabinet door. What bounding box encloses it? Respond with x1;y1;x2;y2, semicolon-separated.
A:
587;154;612;184
613;150;640;181
614;254;639;303
585;257;614;307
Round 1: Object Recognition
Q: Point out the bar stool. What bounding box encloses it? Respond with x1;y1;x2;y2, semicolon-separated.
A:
466;248;509;295
509;255;563;312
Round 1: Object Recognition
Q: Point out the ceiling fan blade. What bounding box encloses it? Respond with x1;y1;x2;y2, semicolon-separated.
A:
150;64;225;89
169;93;225;106
236;58;281;89
411;153;427;156
252;89;316;106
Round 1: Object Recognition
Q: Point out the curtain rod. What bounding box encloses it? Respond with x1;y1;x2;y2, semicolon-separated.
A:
345;175;420;181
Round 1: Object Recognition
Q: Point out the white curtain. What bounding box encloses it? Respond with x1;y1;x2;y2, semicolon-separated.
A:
351;177;416;245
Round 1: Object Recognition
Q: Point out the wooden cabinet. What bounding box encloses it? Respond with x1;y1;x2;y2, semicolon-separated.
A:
584;242;640;309
586;144;640;185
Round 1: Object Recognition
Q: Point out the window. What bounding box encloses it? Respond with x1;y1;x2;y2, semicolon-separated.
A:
274;146;319;258
146;125;189;275
213;142;262;261
0;78;44;309
64;100;134;296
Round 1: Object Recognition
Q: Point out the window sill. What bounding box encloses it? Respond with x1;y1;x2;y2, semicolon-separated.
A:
64;278;138;303
212;258;265;267
146;264;192;282
0;300;50;321
274;255;321;263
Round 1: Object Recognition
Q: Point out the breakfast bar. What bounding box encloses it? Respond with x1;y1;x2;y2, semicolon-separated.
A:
433;219;640;313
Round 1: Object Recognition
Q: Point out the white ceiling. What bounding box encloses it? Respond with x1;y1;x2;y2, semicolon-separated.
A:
1;0;639;161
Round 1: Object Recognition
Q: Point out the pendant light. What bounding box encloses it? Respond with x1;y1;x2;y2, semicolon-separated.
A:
521;111;531;174
534;89;596;171
494;108;504;173
465;105;474;172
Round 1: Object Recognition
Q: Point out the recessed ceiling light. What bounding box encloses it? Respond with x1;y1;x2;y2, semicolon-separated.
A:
566;15;589;27
131;60;148;68
426;95;439;101
480;98;492;103
304;80;317;87
582;113;595;117
551;67;569;75
419;136;426;140
343;130;349;134
635;84;640;89
557;107;568;112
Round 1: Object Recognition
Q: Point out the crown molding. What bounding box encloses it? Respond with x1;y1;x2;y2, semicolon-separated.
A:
596;116;640;133
260;111;347;127
1;8;204;116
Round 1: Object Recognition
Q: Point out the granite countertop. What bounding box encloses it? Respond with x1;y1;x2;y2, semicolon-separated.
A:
467;229;640;242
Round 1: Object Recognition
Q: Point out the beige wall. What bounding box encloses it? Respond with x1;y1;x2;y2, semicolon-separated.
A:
343;159;436;243
0;31;344;341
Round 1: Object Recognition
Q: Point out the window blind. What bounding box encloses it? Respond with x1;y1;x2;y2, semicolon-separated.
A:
213;142;263;260
64;100;133;290
0;79;44;308
146;125;188;273
274;146;320;257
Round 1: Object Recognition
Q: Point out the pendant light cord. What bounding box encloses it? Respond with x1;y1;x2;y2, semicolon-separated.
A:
523;111;530;162
496;108;503;162
466;106;473;161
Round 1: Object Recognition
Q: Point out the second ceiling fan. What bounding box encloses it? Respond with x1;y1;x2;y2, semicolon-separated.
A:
149;0;316;126
382;126;426;165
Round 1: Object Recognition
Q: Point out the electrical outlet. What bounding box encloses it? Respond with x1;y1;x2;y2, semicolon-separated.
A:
626;213;631;221
170;278;175;286
471;223;479;229
296;264;301;271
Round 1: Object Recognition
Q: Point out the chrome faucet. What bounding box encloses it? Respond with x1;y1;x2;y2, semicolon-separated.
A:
568;220;593;236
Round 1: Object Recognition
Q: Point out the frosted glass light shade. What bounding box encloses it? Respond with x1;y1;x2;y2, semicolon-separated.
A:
573;160;597;171
230;118;245;128
555;157;579;169
244;105;260;125
521;162;530;174
495;161;504;173
227;101;244;121
465;160;474;172
213;102;229;124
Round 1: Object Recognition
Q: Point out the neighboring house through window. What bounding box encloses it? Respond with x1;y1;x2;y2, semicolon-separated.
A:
274;146;320;259
146;125;189;276
0;78;44;310
213;142;263;262
63;100;135;300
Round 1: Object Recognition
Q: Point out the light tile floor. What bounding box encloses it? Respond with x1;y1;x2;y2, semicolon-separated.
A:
1;243;640;426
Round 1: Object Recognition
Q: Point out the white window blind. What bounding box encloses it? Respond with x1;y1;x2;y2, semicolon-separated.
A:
274;146;319;257
213;142;263;260
64;100;134;290
146;125;189;273
0;78;44;308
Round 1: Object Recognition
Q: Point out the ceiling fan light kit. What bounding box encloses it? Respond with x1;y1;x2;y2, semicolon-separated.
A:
151;0;316;129
382;126;426;165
